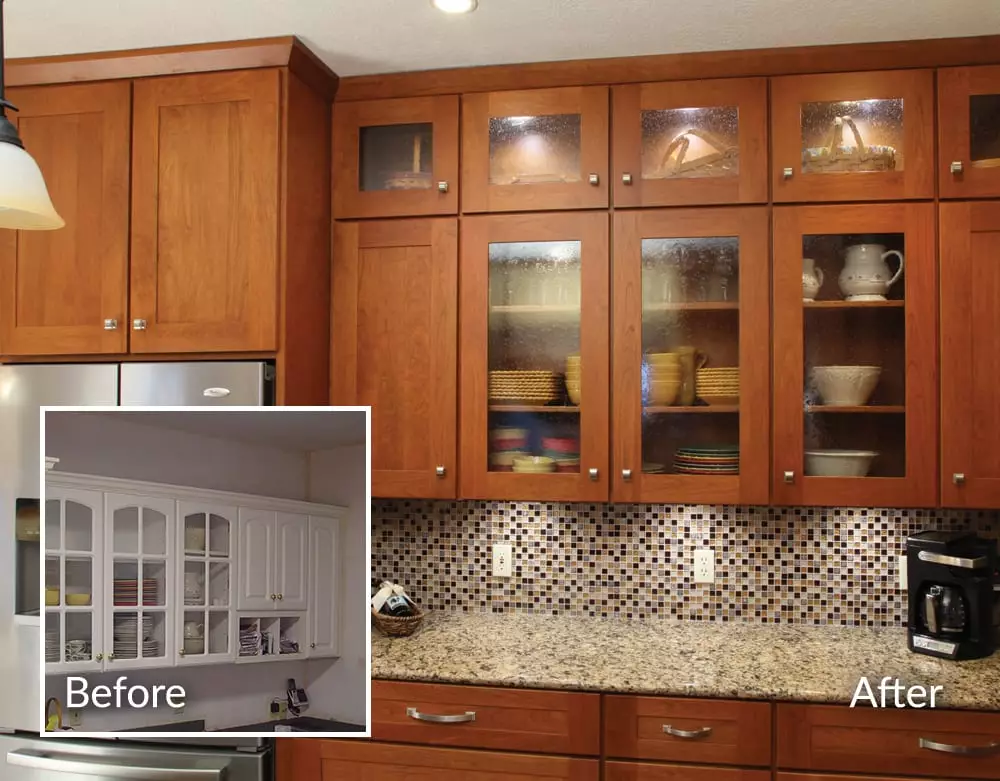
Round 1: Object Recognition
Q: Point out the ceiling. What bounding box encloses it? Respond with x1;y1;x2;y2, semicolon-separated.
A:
73;410;367;453
6;0;1000;78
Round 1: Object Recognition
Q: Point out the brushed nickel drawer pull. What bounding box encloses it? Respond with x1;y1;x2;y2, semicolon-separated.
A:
407;707;476;724
919;737;1000;756
662;724;713;739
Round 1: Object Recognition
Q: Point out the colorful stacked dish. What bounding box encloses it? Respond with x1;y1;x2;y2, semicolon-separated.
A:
696;367;740;406
541;435;580;473
488;370;562;405
489;427;530;472
674;445;740;475
113;578;159;607
642;462;667;474
512;456;556;474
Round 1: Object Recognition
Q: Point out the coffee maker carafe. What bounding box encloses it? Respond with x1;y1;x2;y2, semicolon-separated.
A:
907;530;998;660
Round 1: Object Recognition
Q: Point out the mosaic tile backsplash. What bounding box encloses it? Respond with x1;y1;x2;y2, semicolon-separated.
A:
372;501;1000;627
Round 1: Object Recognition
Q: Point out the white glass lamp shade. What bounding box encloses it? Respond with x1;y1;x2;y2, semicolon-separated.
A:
0;141;64;230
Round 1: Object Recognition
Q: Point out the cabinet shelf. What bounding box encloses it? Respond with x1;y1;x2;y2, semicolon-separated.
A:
643;302;739;312
644;405;739;414
489;405;579;414
806;405;905;414
804;300;905;309
490;305;579;316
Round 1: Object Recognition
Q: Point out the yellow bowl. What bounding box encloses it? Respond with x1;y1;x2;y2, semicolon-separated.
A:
647;381;681;406
66;593;91;606
567;386;581;405
45;588;59;606
646;353;680;364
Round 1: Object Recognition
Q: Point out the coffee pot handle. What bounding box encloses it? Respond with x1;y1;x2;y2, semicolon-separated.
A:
882;250;905;289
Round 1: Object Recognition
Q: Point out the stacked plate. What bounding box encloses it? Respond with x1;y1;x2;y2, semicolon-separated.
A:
696;367;740;406
565;356;581;405
674;446;740;475
541;435;579;473
488;370;562;405
114;578;159;607
45;627;59;663
512;455;556;474
489;427;529;472
645;353;682;406
113;615;154;659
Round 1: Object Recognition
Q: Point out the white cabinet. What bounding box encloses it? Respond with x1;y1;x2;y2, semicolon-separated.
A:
237;510;308;611
308;515;341;658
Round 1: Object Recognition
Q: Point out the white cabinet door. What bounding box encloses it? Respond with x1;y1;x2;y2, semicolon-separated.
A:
308;515;341;658
275;512;309;610
238;508;275;611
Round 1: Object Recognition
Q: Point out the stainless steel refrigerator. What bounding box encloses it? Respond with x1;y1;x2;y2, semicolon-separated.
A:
0;362;275;762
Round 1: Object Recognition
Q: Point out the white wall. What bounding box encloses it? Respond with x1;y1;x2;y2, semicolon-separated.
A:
306;444;368;725
46;413;308;500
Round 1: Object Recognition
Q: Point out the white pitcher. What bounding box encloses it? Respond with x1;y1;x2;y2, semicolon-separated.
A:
839;244;904;301
802;258;824;302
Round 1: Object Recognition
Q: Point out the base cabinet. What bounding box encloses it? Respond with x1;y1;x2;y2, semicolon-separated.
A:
607;764;770;781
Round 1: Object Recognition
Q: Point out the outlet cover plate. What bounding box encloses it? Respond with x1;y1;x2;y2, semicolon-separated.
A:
694;548;715;584
493;543;512;577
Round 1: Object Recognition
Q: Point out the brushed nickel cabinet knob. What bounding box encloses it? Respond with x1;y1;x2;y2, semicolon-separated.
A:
588;467;599;481
621;173;633;185
103;318;118;330
435;465;446;477
783;470;795;484
622;469;633;481
437;181;450;193
132;318;147;331
588;173;600;186
950;161;964;175
782;167;794;179
953;473;966;485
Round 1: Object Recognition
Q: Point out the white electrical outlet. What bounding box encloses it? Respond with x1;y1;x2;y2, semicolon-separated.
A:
492;543;513;577
898;555;908;591
694;548;715;584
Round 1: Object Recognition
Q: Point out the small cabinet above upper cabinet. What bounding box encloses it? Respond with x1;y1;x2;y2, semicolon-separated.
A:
333;96;459;218
0;82;131;357
462;87;609;212
939;65;1000;199
612;78;768;207
771;70;934;202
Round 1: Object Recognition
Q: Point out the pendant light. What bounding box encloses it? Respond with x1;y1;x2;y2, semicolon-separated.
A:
0;0;63;230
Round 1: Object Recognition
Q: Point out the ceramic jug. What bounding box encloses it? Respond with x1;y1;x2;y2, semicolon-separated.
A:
839;244;904;301
802;258;824;302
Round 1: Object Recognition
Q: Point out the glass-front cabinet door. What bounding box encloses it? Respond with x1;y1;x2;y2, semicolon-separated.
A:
176;502;236;665
333;96;459;218
462;87;609;212
104;493;174;670
772;70;934;202
460;212;609;500
612;208;770;504
612;78;768;207
772;203;937;507
939;65;1000;199
44;485;104;673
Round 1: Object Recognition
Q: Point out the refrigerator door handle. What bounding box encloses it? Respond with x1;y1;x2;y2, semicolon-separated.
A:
203;387;232;399
7;749;227;780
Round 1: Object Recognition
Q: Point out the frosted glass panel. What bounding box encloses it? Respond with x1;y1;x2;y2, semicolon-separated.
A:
641;107;739;179
801;99;903;173
489;114;581;185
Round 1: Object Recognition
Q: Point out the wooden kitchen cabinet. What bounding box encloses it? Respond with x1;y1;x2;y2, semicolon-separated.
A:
608;764;770;781
0;82;130;356
612;77;768;207
939;66;1000;198
334;96;459;218
460;212;610;501
462;87;609;212
772;202;938;507
771;70;934;203
940;201;1000;508
130;69;281;353
612;207;770;505
237;509;308;611
332;218;458;498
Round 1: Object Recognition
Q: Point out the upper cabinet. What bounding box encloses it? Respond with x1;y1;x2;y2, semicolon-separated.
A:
460;212;610;501
612;78;768;207
237;509;309;611
940;201;1000;508
772;203;937;507
334;96;459;218
612;207;770;505
0;82;131;356
130;70;281;353
332;218;458;499
771;70;934;203
462;87;609;212
939;65;1000;199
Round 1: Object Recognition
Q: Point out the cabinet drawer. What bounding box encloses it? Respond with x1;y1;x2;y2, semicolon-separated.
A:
777;704;1000;778
604;695;771;766
372;681;600;755
778;775;939;781
607;762;770;781
319;742;599;781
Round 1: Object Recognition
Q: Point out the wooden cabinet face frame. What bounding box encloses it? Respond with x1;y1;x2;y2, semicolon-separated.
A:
939;65;1000;199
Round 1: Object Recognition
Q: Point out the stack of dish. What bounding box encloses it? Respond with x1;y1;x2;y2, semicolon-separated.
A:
489;427;529;472
512;455;556;474
643;462;667;474
674;445;740;475
113;578;159;607
45;627;59;663
541;436;580;473
488;370;561;405
113;615;155;659
565;356;581;405
644;353;681;405
696;367;740;405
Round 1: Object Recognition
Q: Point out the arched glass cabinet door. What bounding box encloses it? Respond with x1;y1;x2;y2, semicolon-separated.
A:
44;485;104;673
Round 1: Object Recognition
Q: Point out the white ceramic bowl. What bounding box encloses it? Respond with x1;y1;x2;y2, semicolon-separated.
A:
805;449;878;477
811;365;881;407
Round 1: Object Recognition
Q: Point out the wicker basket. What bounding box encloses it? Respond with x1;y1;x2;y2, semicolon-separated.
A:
372;605;425;637
802;115;896;173
659;127;738;178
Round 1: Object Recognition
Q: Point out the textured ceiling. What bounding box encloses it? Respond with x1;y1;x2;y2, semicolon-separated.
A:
6;0;1000;78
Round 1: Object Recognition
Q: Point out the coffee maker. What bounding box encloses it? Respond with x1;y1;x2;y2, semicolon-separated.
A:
907;530;999;660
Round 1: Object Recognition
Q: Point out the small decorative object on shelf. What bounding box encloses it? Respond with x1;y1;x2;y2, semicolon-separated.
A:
802;258;824;302
838;243;904;301
371;580;424;637
803;115;897;173
659;127;738;179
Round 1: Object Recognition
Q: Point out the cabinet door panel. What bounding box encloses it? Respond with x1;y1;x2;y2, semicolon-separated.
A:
941;201;1000;507
131;70;280;353
608;764;770;781
308;516;340;657
939;65;1000;199
332;218;458;498
772;203;937;507
0;82;130;356
238;508;274;611
275;512;308;610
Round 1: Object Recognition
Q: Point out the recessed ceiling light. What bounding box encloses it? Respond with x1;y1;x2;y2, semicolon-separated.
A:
432;0;478;13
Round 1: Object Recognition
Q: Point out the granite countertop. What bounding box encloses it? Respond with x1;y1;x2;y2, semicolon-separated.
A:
372;612;1000;711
